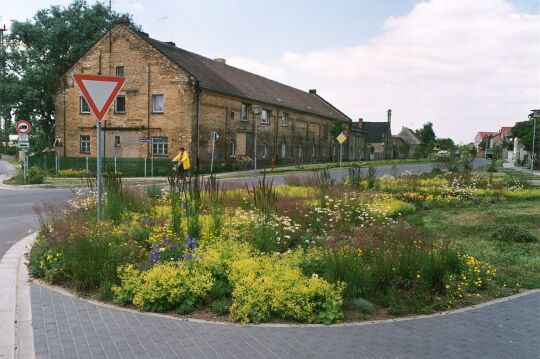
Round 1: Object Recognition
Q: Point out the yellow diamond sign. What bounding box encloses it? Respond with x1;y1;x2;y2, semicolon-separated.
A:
336;132;347;144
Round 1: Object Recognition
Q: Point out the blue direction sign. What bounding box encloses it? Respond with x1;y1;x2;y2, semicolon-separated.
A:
150;136;166;142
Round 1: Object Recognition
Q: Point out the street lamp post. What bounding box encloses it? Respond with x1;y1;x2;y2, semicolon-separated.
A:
530;109;540;175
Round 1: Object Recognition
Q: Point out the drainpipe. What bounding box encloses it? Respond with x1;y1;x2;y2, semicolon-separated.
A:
63;80;67;156
147;64;151;158
195;84;202;172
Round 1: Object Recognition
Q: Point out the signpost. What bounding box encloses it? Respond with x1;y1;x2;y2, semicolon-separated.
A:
210;131;219;173
16;120;31;182
336;131;347;180
73;74;125;223
54;137;63;172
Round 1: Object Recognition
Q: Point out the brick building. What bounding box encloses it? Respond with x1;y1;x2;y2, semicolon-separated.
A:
54;21;365;171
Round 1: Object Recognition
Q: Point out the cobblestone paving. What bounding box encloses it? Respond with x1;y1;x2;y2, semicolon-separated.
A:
30;284;540;359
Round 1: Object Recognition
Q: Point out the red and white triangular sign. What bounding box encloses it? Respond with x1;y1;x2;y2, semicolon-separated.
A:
73;74;126;122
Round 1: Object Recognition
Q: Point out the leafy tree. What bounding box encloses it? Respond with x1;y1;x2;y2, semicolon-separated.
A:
512;119;540;153
435;138;456;151
330;122;344;139
3;0;138;152
415;122;436;150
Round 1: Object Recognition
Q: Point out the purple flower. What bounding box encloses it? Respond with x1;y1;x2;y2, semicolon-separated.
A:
183;252;192;260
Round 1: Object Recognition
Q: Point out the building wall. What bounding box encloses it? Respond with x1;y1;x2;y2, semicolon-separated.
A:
198;91;356;170
55;24;196;161
55;24;363;171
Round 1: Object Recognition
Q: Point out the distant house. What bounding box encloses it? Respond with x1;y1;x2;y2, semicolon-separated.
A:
394;126;423;158
356;112;393;160
474;131;499;157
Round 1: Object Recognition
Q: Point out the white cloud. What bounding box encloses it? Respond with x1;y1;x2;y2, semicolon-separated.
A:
228;0;540;142
227;56;287;83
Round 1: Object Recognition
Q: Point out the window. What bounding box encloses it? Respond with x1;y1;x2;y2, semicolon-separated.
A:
312;145;316;157
80;97;90;114
241;104;250;122
229;111;234;121
260;144;267;158
229;141;236;157
152;137;168;156
114;136;121;147
282;113;289;126
115;66;125;77
261;109;271;124
80;135;90;153
152;94;164;113
115;96;126;114
281;142;287;158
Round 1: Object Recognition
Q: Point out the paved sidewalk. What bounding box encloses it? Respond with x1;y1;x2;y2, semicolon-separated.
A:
31;284;540;359
502;162;540;176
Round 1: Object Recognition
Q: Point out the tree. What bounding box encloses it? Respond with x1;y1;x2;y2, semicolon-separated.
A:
512;119;539;153
415;122;436;150
330;121;344;139
435;138;456;151
3;0;138;151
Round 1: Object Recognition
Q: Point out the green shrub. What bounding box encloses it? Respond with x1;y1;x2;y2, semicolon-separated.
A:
146;184;162;199
211;298;229;316
112;262;213;312
490;224;538;243
351;298;374;313
28;166;47;184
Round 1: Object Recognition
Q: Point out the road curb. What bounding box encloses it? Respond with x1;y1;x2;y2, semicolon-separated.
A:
34;276;539;328
0;232;36;359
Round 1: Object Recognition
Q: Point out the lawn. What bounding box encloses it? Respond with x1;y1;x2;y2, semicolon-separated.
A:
408;200;540;289
27;168;540;324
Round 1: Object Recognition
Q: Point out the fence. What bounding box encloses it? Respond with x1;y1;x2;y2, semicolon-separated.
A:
28;154;174;177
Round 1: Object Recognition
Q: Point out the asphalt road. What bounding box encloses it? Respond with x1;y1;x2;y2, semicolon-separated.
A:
0;161;73;258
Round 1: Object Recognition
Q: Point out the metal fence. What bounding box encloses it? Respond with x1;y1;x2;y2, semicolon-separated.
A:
28;154;173;177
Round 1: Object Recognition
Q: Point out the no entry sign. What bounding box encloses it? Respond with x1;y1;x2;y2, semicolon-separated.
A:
15;120;31;135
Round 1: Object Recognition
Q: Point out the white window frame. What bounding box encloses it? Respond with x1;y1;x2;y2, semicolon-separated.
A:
281;142;286;158
152;138;169;156
152;94;164;113
114;135;121;147
241;104;250;122
261;109;270;124
282;113;289;126
115;95;126;114
230;140;236;158
115;65;125;77
80;135;90;153
80;97;90;114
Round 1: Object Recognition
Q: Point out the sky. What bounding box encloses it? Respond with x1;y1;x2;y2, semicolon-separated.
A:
3;0;540;143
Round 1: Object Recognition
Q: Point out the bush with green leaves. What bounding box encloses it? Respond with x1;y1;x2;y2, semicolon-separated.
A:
28;166;47;184
490;224;538;243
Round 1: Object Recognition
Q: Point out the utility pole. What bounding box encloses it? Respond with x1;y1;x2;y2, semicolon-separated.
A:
530;110;539;174
0;18;8;150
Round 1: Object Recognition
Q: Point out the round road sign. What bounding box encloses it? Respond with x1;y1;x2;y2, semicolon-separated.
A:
15;120;32;135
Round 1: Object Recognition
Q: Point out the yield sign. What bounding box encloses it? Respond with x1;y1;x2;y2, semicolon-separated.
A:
73;74;126;122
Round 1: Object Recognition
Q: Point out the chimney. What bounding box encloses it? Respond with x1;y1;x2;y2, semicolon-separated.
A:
165;41;176;47
214;58;226;64
309;89;317;94
358;118;363;128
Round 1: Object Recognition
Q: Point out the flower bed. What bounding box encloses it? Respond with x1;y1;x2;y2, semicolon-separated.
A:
28;171;534;324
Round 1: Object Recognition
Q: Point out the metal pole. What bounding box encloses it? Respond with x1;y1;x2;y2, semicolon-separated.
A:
86;157;89;172
483;137;488;172
114;157;117;174
144;157;147;178
97;120;102;223
151;139;154;177
532;116;537;175
339;142;343;181
254;117;258;171
210;137;215;173
23;151;27;183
